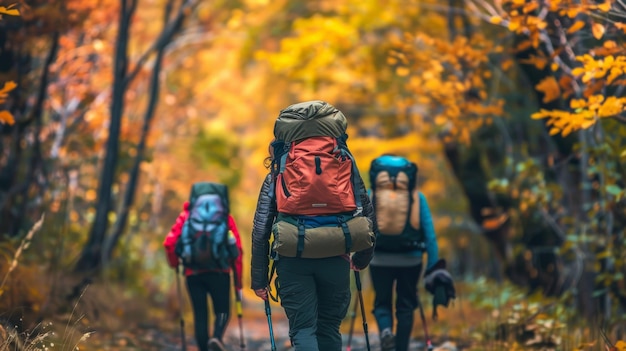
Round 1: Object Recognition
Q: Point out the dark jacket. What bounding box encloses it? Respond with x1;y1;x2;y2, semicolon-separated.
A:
251;173;378;290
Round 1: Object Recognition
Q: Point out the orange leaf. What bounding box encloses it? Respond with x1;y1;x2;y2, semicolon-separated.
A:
0;81;17;94
567;20;586;33
535;76;561;103
0;110;15;125
523;2;539;13
592;23;605;39
604;41;617;49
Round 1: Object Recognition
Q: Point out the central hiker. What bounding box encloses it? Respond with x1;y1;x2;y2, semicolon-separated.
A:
250;100;378;351
163;182;243;351
367;154;456;351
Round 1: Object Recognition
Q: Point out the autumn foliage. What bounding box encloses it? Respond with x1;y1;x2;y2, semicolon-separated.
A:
0;0;625;349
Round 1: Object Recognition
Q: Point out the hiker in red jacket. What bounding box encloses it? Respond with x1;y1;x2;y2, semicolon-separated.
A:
164;201;244;351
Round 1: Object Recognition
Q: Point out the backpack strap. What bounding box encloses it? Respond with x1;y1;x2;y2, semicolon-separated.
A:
268;139;289;198
296;218;305;258
338;216;352;254
336;134;364;215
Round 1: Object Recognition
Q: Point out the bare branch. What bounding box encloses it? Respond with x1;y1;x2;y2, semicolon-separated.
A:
125;0;200;85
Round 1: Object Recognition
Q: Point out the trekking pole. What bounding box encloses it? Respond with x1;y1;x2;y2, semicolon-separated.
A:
346;293;359;351
416;293;434;351
175;265;187;351
264;297;277;351
354;270;371;351
231;263;245;350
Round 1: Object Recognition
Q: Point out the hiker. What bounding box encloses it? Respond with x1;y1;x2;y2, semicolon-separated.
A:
250;100;378;351
367;154;455;351
163;182;243;351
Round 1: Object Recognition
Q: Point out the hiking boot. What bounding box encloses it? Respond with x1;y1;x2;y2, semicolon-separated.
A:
380;328;396;351
208;338;227;351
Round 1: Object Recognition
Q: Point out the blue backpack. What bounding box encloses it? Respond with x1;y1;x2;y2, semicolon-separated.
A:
176;182;238;269
369;155;424;252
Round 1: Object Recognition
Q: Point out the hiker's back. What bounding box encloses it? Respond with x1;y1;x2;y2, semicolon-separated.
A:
369;154;424;252
176;182;238;270
269;100;374;259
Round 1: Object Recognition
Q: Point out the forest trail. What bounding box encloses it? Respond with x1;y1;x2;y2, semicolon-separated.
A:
82;295;452;351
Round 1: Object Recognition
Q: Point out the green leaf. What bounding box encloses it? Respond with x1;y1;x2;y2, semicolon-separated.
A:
592;288;607;297
606;184;623;196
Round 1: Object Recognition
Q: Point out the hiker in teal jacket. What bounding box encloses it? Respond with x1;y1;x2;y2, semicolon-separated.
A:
368;155;455;351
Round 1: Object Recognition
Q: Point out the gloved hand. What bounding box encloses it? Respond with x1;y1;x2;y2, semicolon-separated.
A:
423;258;456;320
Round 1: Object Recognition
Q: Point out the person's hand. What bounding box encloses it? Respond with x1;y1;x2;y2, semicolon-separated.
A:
254;288;268;301
350;259;361;271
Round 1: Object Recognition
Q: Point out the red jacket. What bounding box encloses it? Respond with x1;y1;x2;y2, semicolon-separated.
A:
163;201;243;289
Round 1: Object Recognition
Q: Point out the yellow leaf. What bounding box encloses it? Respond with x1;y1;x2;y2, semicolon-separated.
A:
562;124;573;136
549;128;561;135
570;99;586;109
531;110;549;119
508;20;520;31
607;67;623;84
535;76;561;103
616;340;626;351
581;119;596;128
0;110;14;125
567;20;586;33
567;7;581;18
604;40;617;49
592;23;605;39
396;67;410;77
0;7;20;16
489;16;503;25
551;62;559;71
597;1;611;12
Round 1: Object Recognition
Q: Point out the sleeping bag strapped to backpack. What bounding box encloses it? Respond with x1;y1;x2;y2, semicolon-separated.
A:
176;182;239;270
269;100;375;258
369;154;425;252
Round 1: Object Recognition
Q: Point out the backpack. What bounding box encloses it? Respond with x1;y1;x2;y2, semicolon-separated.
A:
369;154;425;252
176;182;238;269
269;100;374;258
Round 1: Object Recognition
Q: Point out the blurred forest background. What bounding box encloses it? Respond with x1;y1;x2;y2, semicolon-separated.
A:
0;0;625;350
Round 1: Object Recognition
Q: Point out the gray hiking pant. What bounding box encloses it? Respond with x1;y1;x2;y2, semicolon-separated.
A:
276;256;351;351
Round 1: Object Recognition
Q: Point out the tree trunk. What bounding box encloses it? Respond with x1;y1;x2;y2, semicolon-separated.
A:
74;0;137;273
102;0;193;263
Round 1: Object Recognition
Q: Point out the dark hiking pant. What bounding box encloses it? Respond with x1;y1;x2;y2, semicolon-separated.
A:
186;271;231;351
370;264;422;351
276;256;351;351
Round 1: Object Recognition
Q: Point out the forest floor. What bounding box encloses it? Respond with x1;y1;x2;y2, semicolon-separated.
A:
72;300;461;351
4;279;621;351
5;289;466;351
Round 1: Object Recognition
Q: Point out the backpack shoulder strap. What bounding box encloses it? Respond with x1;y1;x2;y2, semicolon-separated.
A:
336;135;364;214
